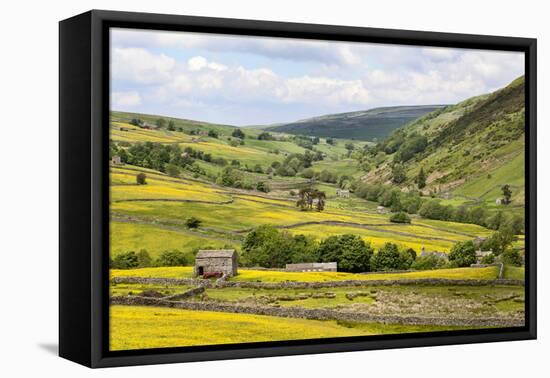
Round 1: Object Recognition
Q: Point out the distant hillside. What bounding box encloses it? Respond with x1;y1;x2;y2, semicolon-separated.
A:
265;105;446;141
365;76;525;208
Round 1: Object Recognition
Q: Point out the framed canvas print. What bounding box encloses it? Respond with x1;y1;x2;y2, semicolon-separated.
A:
59;10;537;368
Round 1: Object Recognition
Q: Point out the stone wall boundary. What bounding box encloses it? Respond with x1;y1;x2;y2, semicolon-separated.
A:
110;295;524;328
111;276;524;289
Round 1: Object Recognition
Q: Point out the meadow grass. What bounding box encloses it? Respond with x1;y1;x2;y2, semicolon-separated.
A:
204;284;523;311
503;265;525;280
110;266;499;281
231;266;499;282
453;152;524;200
110;282;191;297
110;222;238;258
109;305;468;350
110;266;194;279
288;224;457;252
110;174;229;202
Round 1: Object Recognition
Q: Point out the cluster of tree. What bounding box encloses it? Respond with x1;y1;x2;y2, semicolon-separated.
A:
242;227;373;272
241;225;523;273
271;151;324;177
231;128;246;139
112;141;194;173
256;181;271;193
167;120;176;131
370;243;415;272
317;234;373;272
353;182;524;233
215;167;270;192
299;168;338;183
374;130;428;162
296;188;326;211
129;118;143;126
183;146;228;166
110;249;188;269
293;135;319;150
393;133;428;163
258;131;275;140
354;183;422;214
216;167;250;189
345;142;355;157
241;225;319;268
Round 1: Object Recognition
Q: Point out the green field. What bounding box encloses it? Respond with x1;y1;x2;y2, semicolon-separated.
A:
110;305;467;350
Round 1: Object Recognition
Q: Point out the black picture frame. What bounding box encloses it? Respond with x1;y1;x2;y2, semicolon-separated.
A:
59;9;537;368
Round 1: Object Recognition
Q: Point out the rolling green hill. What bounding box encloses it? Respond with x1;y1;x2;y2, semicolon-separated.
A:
264;105;446;141
364;76;525;209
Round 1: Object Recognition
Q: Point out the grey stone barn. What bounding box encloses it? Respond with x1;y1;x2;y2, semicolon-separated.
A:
194;249;238;277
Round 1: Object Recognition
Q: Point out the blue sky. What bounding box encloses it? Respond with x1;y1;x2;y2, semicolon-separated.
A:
110;28;524;126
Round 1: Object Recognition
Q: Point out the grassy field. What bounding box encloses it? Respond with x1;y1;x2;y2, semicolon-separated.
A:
109;163;493;259
203;284;524;314
503;266;525;280
110;305;471;350
110;265;500;281
110;222;239;258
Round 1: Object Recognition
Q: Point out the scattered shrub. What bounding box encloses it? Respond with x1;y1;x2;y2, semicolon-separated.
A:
136;173;147;185
501;249;522;266
185;217;202;229
112;251;139;269
156;250;188;266
390;212;411;224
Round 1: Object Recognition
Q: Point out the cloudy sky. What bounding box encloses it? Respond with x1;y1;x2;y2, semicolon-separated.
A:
110;28;524;126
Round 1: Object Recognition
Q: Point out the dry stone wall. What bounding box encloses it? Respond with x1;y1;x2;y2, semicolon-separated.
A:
110;295;524;328
111;276;524;289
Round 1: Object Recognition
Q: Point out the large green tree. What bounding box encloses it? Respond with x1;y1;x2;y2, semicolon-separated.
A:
370;243;413;271
318;234;373;272
448;240;477;267
416;167;427;189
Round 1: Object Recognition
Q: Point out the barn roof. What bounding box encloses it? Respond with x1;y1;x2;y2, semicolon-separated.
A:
196;249;236;259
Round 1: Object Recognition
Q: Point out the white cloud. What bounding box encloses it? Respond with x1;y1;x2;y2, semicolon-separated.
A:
188;56;207;71
281;76;369;105
152;56;369;107
188;56;228;72
110;28;525;124
112;28;367;67
421;47;458;61
111;48;176;84
112;91;141;107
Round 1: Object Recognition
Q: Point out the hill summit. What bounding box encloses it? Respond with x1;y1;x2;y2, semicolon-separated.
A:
265;105;446;141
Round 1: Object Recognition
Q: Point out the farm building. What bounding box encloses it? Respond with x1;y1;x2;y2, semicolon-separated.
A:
376;206;388;214
194;249;238;277
475;250;493;263
285;262;337;272
111;155;122;165
336;189;350;198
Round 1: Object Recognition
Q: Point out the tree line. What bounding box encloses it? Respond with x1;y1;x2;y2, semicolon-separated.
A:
353;182;524;234
240;225;523;273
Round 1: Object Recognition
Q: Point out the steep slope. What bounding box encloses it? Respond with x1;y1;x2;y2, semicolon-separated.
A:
365;76;525;207
266;105;446;141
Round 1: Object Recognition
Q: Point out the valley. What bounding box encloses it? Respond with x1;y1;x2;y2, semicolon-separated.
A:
108;76;526;350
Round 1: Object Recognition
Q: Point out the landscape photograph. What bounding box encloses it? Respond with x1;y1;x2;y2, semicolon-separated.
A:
108;28;526;351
